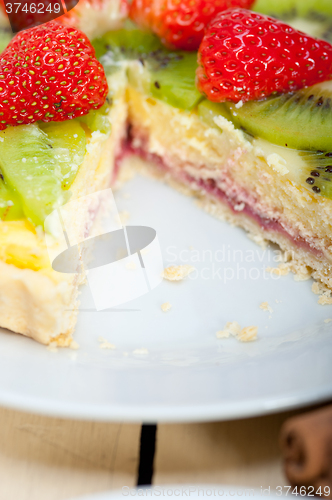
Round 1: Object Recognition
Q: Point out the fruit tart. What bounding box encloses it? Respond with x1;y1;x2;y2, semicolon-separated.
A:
2;0;332;346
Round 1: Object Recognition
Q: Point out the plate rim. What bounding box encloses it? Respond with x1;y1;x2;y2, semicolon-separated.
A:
0;384;331;422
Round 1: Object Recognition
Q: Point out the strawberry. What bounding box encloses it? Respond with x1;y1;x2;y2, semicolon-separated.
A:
129;0;255;51
0;21;108;130
196;8;332;103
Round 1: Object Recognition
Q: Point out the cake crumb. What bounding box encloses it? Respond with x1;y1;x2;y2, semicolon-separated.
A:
133;348;149;355
266;263;290;276
161;302;172;312
126;260;137;270
312;281;332;305
318;294;332;306
162;264;196;281
238;326;258;342
226;321;241;336
98;336;116;350
69;340;80;350
312;281;329;295
292;264;311;281
216;322;257;342
235;100;243;109
216;321;241;339
324;318;332;323
47;341;58;353
260;301;273;313
234;202;245;211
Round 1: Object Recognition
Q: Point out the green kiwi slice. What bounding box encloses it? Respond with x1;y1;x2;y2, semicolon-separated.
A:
0;177;23;221
198;100;237;130
0;106;114;224
39;120;86;190
224;81;332;151
253;0;332;42
77;101;111;135
92;28;203;111
0;124;67;226
0;28;12;54
255;138;332;198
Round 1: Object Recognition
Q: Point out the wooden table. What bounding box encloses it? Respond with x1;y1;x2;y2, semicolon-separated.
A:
0;405;313;500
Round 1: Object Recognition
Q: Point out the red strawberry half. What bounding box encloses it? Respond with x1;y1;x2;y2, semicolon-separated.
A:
130;0;255;51
196;8;332;103
0;21;108;129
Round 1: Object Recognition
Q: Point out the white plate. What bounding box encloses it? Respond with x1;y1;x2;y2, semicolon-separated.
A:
74;485;284;500
0;174;332;422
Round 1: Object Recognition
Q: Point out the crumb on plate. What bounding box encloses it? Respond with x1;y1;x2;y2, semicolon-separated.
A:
260;301;273;313
312;281;332;305
238;326;258;343
161;302;172;312
162;265;196;281
216;321;258;342
98;336;116;350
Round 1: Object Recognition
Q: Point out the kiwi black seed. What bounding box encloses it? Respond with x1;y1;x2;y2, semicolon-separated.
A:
297;150;332;198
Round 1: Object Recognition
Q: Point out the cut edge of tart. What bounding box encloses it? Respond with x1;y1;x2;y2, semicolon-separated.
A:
0;71;128;345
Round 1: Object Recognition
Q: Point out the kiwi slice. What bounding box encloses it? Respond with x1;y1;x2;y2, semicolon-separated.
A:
198;100;237;130
255;138;332;198
39;120;86;190
77;101;111;135
0;28;12;54
0;124;66;226
253;0;332;42
224;81;332;151
0;177;23;221
93;28;203;111
0;111;107;224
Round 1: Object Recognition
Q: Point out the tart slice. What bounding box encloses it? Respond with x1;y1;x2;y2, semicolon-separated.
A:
94;0;332;291
0;21;127;345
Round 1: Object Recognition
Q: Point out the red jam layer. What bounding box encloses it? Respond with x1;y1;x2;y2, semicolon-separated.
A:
115;135;323;259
